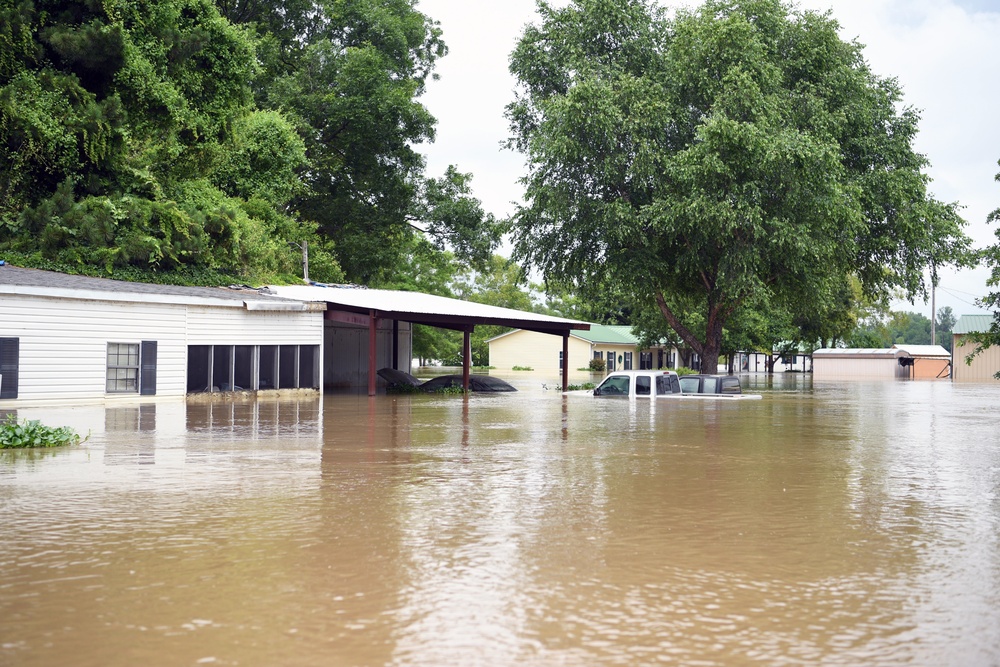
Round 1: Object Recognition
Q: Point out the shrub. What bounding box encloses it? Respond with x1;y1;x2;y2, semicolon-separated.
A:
588;357;606;372
512;365;534;371
567;382;596;391
0;415;86;449
674;366;699;376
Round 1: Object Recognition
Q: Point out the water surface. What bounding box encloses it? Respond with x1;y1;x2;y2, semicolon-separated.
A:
2;376;999;666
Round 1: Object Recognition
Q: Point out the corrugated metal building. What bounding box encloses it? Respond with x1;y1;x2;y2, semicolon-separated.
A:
0;265;326;404
891;344;951;379
812;348;911;378
952;314;1000;381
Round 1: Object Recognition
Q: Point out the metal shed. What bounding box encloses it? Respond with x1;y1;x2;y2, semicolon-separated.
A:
952;314;1000;381
890;344;951;379
811;348;911;379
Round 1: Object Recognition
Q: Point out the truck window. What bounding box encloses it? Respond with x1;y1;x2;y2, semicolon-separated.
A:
636;376;650;395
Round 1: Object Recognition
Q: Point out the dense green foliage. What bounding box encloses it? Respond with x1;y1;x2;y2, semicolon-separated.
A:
506;0;970;372
1;0;496;286
0;0;321;283
217;0;498;283
0;415;84;448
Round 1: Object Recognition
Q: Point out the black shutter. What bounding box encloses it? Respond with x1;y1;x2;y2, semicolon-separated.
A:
0;338;18;399
140;340;157;396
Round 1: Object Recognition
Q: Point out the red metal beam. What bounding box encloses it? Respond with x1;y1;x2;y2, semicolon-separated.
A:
462;329;472;391
562;333;569;391
325;309;371;326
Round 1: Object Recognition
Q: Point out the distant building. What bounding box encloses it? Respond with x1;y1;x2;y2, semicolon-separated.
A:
488;324;683;373
812;344;953;380
812;348;911;378
891;345;951;379
952;315;1000;381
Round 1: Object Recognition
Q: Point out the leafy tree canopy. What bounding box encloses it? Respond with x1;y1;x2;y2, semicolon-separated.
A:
218;0;499;283
506;0;971;372
0;0;327;284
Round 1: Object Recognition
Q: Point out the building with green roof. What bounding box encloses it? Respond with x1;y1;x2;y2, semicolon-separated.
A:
952;314;1000;381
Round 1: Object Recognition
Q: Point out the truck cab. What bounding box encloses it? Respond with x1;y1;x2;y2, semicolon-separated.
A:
593;370;681;398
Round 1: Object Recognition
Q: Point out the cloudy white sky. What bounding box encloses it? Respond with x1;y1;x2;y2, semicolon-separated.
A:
416;0;1000;318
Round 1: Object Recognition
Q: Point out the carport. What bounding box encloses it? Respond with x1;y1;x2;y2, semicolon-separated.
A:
268;284;590;394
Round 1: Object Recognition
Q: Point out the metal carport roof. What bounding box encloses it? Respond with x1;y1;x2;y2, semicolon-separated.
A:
267;284;590;335
267;283;591;393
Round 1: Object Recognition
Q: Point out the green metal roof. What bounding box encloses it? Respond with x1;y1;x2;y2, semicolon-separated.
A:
953;314;996;335
573;323;638;344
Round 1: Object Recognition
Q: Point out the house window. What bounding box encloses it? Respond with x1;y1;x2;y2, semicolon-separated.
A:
106;343;140;393
0;337;19;399
624;352;633;370
559;350;563;370
606;351;615;371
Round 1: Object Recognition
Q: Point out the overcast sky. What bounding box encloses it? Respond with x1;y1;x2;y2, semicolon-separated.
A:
416;0;1000;318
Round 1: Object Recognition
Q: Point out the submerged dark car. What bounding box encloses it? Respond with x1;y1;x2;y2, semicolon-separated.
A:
678;374;743;395
418;375;517;392
377;368;517;392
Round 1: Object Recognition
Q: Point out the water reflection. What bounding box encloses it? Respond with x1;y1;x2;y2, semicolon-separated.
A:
0;380;998;666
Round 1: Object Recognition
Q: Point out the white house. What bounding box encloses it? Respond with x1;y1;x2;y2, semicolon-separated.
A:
488;323;683;373
0;265;326;405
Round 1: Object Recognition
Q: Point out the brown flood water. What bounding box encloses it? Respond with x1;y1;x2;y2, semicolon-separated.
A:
2;374;999;666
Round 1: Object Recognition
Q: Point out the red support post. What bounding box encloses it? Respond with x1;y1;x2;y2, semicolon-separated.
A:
368;310;378;396
462;329;472;391
562;332;570;391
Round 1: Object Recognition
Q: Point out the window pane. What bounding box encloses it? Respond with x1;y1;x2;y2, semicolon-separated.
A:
636;376;650;395
106;343;140;393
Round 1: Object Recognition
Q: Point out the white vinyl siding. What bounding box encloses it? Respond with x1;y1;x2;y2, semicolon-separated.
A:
0;293;322;403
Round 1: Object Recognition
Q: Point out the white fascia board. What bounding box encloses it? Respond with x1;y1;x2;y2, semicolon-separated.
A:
0;284;317;311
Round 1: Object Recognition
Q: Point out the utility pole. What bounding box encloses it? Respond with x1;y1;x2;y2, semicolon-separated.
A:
931;281;936;346
301;240;309;283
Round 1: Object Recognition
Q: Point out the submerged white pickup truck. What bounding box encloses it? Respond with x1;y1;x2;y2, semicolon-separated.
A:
592;370;761;400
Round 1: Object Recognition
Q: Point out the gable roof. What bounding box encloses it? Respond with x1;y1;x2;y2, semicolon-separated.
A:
0;264;320;311
953;314;996;335
891;344;951;358
813;348;906;359
571;323;638;344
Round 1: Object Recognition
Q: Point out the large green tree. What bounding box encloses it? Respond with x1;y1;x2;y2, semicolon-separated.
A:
217;0;498;282
0;0;318;282
506;0;970;372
